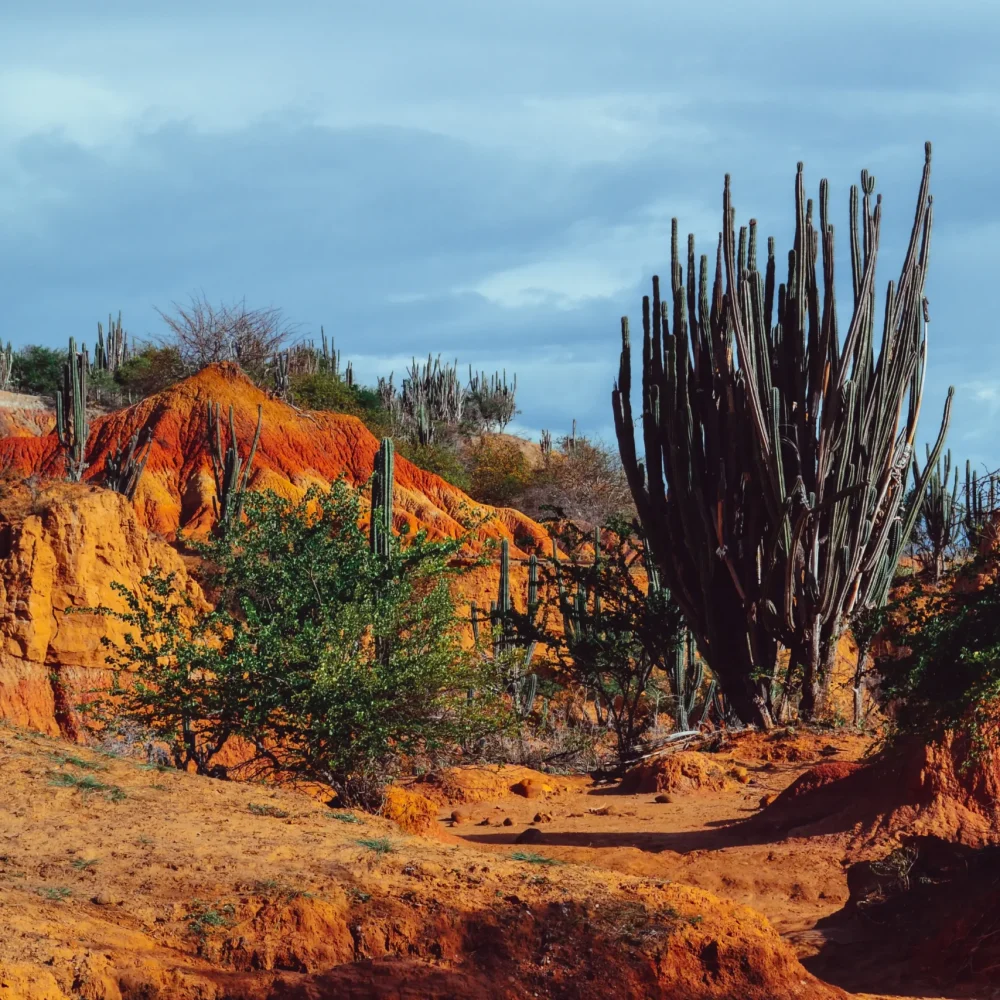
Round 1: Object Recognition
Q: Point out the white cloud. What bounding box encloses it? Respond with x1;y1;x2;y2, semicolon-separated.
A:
462;199;720;309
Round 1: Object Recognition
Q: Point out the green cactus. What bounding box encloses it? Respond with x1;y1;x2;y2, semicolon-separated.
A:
55;337;91;482
669;629;703;731
207;401;262;532
369;437;395;560
467;367;517;432
103;430;152;500
472;537;538;719
273;350;290;400
612;143;953;724
912;447;960;581
0;341;13;392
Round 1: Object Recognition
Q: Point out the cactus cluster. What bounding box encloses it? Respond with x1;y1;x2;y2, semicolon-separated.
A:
468;367;517;432
55;337;91;482
272;350;291;400
613;144;953;724
285;328;353;384
379;355;466;446
103;430;153;500
207;401;262;532
93;312;132;373
668;629;702;731
963;461;1000;554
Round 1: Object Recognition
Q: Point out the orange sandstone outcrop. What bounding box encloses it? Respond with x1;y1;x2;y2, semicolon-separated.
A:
0;483;202;739
0;365;558;739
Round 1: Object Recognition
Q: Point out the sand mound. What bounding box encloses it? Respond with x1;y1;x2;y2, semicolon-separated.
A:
753;732;1000;851
0;723;845;999
412;766;573;807
618;752;734;796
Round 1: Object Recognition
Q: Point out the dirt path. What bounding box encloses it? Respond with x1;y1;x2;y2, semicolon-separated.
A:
437;730;986;1000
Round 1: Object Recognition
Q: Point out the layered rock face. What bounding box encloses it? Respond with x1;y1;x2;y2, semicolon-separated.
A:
0;364;552;738
0;485;202;738
0;389;56;438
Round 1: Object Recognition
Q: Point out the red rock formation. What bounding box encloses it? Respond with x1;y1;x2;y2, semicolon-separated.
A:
0;365;556;738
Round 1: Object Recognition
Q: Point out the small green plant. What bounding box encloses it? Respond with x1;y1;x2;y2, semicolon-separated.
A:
70;857;100;871
185;900;236;941
327;811;363;824
48;752;106;772
356;837;394;856
346;886;371;903
49;771;126;802
248;802;290;819
37;886;72;901
510;851;564;866
249;879;312;901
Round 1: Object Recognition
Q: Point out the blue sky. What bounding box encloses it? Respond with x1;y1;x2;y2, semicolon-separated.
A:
1;1;997;469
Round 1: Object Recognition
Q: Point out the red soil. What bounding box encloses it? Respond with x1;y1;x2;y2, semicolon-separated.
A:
0;724;845;1000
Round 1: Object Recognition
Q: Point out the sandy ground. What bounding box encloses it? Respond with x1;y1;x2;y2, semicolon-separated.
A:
436;729;989;1000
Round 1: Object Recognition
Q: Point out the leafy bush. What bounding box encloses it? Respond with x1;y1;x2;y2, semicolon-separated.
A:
115;344;187;399
467;435;531;507
395;440;471;492
290;371;392;437
77;481;507;805
875;575;1000;758
12;345;64;396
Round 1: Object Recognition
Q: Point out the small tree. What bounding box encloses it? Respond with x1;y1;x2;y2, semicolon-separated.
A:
467;435;531;507
157;293;295;381
77;482;504;805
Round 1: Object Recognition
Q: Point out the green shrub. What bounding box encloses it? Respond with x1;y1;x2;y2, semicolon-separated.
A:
875;575;1000;758
396;440;470;492
77;481;508;804
115;344;187;399
12;345;63;396
467;435;531;507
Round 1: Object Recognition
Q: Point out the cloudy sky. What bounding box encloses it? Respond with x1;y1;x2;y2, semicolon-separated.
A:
2;1;997;469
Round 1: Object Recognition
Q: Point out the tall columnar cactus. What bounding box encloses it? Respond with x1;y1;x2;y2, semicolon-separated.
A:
369;437;395;666
668;629;702;732
912;447;960;581
369;437;395;560
539;429;552;461
94;312;130;372
103;429;153;500
207;401;262;532
963;461;1000;554
475;538;538;719
273;350;291;400
56;337;91;482
0;341;14;392
612;143;954;724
